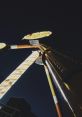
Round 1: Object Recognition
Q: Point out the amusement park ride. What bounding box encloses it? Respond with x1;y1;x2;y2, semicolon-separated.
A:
0;31;81;117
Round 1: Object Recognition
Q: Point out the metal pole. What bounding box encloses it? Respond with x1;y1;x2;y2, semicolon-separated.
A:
45;59;76;117
10;44;39;49
44;65;62;117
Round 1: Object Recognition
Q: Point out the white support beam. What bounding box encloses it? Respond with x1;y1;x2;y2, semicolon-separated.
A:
0;51;39;99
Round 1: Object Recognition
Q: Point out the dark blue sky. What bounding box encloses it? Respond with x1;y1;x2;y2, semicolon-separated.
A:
0;2;82;117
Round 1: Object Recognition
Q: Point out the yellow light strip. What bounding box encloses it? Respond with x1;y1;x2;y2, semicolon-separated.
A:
44;65;62;117
0;51;39;99
64;82;71;91
0;43;6;49
22;31;52;40
44;65;57;100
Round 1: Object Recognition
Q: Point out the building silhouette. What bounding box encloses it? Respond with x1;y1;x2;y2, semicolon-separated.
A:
0;97;37;117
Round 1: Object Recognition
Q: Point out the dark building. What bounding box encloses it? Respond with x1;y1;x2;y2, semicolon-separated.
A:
0;97;37;117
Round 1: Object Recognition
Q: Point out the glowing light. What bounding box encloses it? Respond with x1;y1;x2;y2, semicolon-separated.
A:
22;31;52;40
0;51;39;99
0;43;6;49
45;60;76;116
64;82;71;91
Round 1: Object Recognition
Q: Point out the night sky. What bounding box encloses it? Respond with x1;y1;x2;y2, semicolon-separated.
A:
0;1;82;117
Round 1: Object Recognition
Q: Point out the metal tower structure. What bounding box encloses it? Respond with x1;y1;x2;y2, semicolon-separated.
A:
0;31;79;117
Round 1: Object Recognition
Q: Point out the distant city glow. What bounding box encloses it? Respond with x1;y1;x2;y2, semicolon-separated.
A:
22;31;52;40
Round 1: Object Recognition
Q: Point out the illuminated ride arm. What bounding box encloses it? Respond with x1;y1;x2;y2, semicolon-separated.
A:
0;51;39;99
